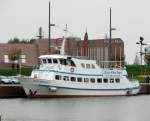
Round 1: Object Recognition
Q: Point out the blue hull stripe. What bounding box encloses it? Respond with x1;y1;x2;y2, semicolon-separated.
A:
33;69;103;76
39;84;140;91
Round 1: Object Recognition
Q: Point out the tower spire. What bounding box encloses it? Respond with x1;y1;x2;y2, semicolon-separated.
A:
82;29;88;58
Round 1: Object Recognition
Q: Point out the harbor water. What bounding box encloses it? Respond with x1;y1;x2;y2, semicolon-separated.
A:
0;95;150;121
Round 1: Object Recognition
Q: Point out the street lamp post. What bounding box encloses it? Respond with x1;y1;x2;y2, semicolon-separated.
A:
136;36;147;65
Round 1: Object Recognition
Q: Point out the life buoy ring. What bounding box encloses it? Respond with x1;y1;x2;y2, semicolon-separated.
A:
70;68;74;72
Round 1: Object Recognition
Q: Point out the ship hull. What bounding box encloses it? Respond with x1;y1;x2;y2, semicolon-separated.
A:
19;78;140;98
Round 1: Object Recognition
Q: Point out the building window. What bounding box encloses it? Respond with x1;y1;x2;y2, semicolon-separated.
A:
4;55;9;63
21;55;26;64
97;78;102;83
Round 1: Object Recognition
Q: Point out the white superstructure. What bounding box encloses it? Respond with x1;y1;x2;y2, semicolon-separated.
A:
20;54;140;97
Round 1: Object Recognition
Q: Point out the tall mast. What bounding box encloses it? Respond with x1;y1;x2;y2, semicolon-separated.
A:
48;1;51;54
109;7;112;66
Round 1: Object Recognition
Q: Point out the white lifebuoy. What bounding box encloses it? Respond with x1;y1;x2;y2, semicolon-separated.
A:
70;68;74;72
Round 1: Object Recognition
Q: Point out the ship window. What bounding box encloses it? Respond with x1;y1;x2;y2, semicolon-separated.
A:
63;76;69;81
43;59;47;64
84;78;89;83
67;59;76;67
110;78;114;83
97;78;102;83
77;77;82;82
71;77;76;82
91;64;95;69
90;78;95;83
86;64;90;69
103;78;108;83
115;78;120;83
60;59;67;65
81;63;85;68
55;75;61;80
47;59;52;63
53;59;58;64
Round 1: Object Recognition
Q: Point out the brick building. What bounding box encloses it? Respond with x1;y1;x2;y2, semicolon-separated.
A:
0;32;124;68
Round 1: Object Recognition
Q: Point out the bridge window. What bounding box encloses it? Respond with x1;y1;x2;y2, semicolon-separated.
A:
43;59;47;64
91;64;95;69
81;63;85;68
67;59;76;67
47;59;52;63
86;64;90;69
53;59;58;64
60;59;67;65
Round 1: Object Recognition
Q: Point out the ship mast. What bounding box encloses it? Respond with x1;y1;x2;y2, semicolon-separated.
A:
109;7;112;67
60;24;68;55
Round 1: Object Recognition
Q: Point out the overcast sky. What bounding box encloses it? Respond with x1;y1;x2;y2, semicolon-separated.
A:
0;0;150;64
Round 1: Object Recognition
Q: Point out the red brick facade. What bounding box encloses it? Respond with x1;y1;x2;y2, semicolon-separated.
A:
0;37;124;68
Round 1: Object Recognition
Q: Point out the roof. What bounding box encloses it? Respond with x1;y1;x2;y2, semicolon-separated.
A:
39;54;71;59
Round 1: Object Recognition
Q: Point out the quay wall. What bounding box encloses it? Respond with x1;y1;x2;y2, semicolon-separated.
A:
0;85;26;98
139;83;150;94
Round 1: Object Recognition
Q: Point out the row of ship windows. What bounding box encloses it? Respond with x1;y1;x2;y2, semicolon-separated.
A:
55;75;120;83
41;58;76;67
81;63;95;69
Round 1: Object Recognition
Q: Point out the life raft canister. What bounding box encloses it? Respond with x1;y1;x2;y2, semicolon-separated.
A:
70;67;75;72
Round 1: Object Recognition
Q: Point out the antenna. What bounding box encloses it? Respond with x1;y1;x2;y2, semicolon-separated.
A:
37;27;43;39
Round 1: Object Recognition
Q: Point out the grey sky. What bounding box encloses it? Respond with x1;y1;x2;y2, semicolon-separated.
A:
0;0;150;64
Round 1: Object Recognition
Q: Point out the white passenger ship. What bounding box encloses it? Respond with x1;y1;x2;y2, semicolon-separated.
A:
20;53;140;97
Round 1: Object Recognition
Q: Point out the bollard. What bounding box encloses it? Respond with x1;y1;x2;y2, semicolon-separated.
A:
0;115;1;121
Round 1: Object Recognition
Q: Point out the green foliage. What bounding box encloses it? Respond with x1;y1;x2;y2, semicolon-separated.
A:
0;68;32;76
126;65;150;82
8;37;35;43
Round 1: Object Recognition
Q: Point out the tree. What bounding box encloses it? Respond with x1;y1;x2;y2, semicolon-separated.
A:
8;48;21;69
8;37;20;43
145;55;150;65
8;37;29;43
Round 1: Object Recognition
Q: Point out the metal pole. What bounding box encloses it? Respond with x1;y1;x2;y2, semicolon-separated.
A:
140;44;142;65
48;1;51;54
109;7;112;67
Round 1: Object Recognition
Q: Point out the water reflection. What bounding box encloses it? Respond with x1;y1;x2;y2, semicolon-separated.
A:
0;95;150;121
